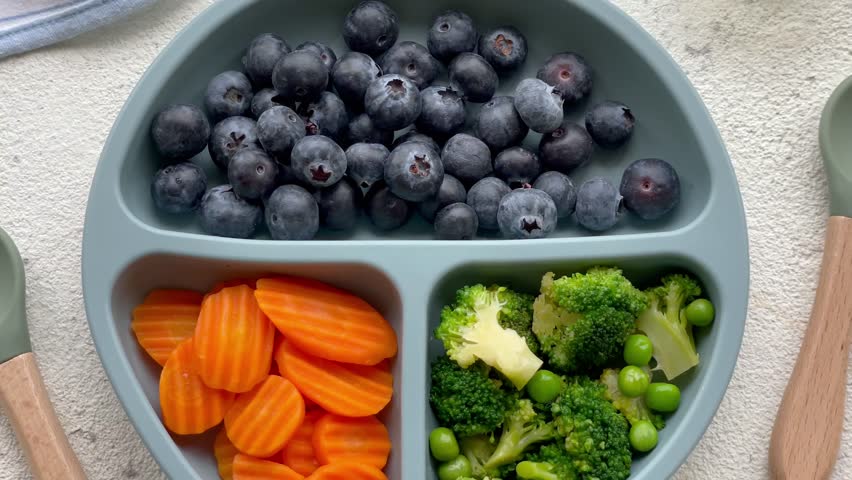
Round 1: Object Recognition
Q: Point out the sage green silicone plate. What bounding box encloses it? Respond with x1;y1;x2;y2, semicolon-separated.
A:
81;1;749;479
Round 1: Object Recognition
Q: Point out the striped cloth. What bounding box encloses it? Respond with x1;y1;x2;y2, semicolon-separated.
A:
0;0;158;59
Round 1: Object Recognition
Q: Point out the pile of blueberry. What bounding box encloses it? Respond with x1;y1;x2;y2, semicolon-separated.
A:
148;0;681;240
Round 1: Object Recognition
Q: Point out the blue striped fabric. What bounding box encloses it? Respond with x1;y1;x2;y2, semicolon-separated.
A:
0;0;158;59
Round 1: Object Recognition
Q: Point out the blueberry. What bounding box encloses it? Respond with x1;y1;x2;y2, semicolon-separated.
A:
417;174;466;222
251;88;284;118
299;91;348;142
497;188;558;239
416;86;466;139
533;171;577;218
435;203;478;240
392;130;440;151
204;71;254;121
494;147;541;187
151;162;207;214
257;106;306;161
449;53;498;103
345;113;394;146
332;52;383;109
428;10;477;63
538;121;594;173
314;178;361;231
384;141;444;202
620;158;680;220
198;185;263;238
466;177;511;230
366;183;410;230
586;101;635;149
227;148;279;201
265;184;319;240
514;78;564;134
272;50;329;103
379;41;440;90
477;26;527;72
441;133;492;186
474;96;529;152
364;74;422;131
295;41;337;73
575;177;623;232
208;116;260;170
150;104;210;161
290;135;347;188
346;142;389;195
243;33;291;87
537;52;593;105
343;0;399;57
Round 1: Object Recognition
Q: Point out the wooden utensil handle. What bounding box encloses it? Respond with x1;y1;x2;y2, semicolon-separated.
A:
770;216;852;480
0;352;87;480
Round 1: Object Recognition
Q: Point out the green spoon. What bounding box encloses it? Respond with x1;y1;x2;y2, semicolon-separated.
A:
0;227;86;479
771;76;852;480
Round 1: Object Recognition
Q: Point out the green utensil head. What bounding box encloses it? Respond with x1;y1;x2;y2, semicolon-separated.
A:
820;75;852;218
0;227;30;364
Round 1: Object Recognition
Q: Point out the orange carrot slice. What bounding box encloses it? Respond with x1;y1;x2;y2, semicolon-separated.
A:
159;339;235;435
194;285;275;393
312;414;391;468
233;454;304;480
255;277;397;366
215;427;240;480
142;289;204;305
305;463;387;480
275;340;393;418
225;375;305;458
281;410;324;475
131;302;200;366
210;278;261;295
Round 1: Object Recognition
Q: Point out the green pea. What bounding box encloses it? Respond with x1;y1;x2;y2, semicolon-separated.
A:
618;366;650;398
685;298;715;327
526;370;564;403
429;427;460;462
624;334;654;366
629;420;659;452
438;455;473;480
645;383;681;412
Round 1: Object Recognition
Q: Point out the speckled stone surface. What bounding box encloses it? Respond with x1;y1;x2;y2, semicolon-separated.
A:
1;1;851;479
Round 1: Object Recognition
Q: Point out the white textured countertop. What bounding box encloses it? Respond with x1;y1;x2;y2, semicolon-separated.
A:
1;1;851;478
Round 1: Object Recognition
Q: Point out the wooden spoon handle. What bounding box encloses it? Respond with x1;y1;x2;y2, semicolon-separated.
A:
0;352;86;480
770;215;852;480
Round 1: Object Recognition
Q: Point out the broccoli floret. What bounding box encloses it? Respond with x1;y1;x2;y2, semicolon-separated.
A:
550;377;632;480
437;284;544;389
600;368;664;430
430;357;514;437
532;268;647;373
635;274;702;380
516;444;578;480
494;286;539;355
483;399;558;470
460;434;499;478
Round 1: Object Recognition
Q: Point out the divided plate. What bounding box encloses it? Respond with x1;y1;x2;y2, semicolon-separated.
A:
82;0;749;479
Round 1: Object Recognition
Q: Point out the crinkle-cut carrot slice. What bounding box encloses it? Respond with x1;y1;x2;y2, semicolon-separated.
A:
233;454;304;480
255;277;397;366
210;277;261;295
275;340;393;418
305;463;387;480
281;410;324;475
159;339;235;435
225;375;305;458
193;285;275;393
143;289;204;305
215;427;240;480
312;414;391;469
131;303;200;366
